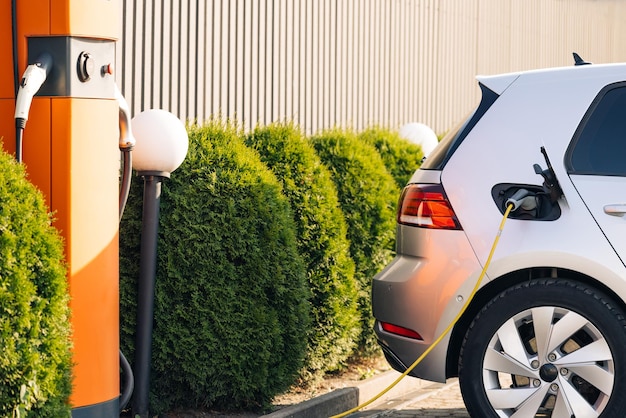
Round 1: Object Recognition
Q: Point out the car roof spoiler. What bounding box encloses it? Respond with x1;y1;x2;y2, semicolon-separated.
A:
476;73;520;95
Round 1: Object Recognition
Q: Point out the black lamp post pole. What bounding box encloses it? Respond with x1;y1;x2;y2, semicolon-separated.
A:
132;171;169;418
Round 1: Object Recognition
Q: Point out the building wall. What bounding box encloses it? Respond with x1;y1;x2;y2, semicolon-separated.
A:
117;0;626;135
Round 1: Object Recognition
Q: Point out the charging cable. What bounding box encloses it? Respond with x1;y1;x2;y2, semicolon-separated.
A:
14;53;53;163
116;85;136;220
331;202;515;418
114;85;136;412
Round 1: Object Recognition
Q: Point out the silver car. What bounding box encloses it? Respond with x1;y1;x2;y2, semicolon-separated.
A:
372;56;626;417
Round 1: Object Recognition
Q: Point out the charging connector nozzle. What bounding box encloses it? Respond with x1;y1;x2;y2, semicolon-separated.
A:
506;188;537;212
15;53;53;122
14;53;53;162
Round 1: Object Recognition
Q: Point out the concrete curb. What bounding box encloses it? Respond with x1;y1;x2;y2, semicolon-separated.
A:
262;387;358;418
262;370;425;418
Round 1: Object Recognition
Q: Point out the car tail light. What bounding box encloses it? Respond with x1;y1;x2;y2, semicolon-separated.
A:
397;184;461;230
380;321;423;340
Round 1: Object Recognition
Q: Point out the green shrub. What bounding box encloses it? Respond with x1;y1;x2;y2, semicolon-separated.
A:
359;126;424;189
310;129;398;354
120;120;310;413
0;149;71;417
245;122;360;381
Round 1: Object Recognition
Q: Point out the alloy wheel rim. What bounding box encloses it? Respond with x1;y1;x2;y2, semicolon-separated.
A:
482;306;613;417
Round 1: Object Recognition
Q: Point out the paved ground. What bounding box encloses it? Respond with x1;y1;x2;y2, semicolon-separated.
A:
257;369;471;418
354;379;470;418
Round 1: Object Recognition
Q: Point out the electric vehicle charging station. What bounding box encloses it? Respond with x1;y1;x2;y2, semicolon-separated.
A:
1;1;123;416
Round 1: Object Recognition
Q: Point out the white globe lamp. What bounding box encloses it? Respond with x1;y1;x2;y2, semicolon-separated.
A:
399;122;438;157
132;109;188;176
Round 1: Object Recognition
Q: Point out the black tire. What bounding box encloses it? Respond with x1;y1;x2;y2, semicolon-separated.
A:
458;279;626;418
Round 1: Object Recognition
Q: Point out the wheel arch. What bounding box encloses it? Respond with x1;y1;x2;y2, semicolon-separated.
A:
445;266;626;378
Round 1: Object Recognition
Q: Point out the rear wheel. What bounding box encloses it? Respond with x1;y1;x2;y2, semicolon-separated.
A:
458;279;626;417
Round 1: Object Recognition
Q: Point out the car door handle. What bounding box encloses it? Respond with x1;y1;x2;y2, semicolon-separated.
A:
604;204;626;216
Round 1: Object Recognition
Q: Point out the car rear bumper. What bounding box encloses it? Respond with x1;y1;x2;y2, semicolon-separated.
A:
371;226;483;382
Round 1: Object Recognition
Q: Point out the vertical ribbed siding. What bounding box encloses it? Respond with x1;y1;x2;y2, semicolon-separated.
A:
118;0;626;135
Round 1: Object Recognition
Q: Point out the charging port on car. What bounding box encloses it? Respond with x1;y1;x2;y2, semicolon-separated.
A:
491;183;561;220
491;147;564;221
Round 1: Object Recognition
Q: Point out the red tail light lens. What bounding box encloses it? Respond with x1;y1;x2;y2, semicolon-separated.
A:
397;184;461;230
381;321;423;340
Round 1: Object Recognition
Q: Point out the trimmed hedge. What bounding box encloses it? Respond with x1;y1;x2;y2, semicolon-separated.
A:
0;149;71;417
359;126;424;189
120;120;310;413
245;123;360;381
310;129;398;353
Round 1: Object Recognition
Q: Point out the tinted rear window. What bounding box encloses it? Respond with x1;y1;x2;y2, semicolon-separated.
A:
566;82;626;176
421;83;499;170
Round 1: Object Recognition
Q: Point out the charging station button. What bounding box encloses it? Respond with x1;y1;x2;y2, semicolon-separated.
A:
101;63;114;77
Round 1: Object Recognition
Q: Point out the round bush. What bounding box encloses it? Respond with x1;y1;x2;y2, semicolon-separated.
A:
359;126;424;189
310;129;398;353
120;119;310;413
0;149;71;417
245;122;360;381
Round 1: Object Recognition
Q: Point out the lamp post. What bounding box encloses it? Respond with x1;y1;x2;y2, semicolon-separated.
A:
130;109;188;418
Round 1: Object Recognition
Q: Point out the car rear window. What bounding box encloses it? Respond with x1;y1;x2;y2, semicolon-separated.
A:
566;82;626;176
421;83;499;170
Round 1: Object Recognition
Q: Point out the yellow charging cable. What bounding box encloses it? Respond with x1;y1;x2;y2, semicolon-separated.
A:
331;203;514;418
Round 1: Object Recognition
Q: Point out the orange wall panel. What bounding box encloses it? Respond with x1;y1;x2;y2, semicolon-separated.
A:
51;0;120;39
51;98;120;407
0;5;14;98
0;99;16;154
23;98;52;203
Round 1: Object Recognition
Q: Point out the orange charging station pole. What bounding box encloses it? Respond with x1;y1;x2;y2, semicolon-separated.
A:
1;1;122;416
